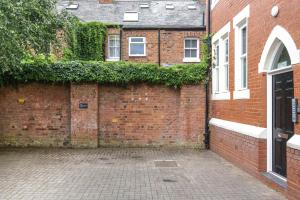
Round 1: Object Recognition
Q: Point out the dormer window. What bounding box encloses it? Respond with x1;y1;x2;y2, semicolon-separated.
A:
166;4;175;10
123;12;139;22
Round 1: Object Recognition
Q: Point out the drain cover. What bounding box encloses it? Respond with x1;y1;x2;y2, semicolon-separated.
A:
154;160;178;167
163;178;177;183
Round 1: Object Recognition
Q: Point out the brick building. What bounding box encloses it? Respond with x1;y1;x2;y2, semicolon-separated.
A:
208;0;300;199
57;0;206;66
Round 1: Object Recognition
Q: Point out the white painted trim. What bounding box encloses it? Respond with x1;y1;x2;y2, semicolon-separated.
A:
212;22;231;43
233;89;250;99
211;91;231;100
266;74;273;172
211;0;220;10
233;5;250;28
106;58;120;62
183;58;201;63
258;25;300;73
209;118;267;139
287;135;300;151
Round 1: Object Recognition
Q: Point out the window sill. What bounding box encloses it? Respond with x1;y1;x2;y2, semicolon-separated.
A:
183;58;200;63
233;89;250;99
129;55;146;57
211;91;231;100
106;58;120;62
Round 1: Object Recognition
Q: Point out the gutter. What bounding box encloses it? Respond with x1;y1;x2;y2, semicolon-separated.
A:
204;0;212;149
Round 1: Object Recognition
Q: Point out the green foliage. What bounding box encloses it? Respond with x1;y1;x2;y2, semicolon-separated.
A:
64;21;108;61
1;61;208;88
0;0;69;75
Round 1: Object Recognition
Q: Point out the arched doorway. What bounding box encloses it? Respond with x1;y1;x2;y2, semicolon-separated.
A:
259;26;300;179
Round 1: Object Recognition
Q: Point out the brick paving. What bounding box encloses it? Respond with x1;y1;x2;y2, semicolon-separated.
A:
0;148;286;200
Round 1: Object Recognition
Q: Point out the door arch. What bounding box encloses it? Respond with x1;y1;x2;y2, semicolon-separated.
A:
260;26;299;178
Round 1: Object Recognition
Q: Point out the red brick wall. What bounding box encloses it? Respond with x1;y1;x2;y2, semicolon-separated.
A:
106;29;205;65
71;84;99;148
0;84;71;147
287;147;300;200
0;83;205;148
99;84;205;147
210;0;300;127
210;126;267;173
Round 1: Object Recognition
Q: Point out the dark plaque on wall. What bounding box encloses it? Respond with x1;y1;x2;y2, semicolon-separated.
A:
79;103;88;109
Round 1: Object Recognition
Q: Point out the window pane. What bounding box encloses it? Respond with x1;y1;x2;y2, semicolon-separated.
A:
109;47;115;57
224;64;229;91
215;68;219;92
216;45;219;66
130;43;144;55
241;57;247;88
241;27;247;55
185;49;191;58
115;47;120;58
225;39;229;62
190;49;197;58
185;40;191;48
109;39;116;47
191;40;197;48
131;38;144;42
275;46;291;69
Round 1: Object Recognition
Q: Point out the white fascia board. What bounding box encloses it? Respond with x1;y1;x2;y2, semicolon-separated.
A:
212;22;231;43
287;134;300;151
209;118;267;139
233;5;250;28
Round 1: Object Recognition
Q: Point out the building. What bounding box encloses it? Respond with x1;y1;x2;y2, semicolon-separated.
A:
209;0;300;199
57;0;206;66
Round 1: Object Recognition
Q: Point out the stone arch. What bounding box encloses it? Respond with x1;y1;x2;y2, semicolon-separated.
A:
258;25;300;73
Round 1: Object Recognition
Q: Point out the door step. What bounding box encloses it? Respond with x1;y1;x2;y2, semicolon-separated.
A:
262;172;287;189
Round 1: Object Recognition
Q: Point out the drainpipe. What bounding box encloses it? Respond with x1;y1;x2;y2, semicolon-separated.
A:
158;29;161;66
120;26;123;61
204;0;212;149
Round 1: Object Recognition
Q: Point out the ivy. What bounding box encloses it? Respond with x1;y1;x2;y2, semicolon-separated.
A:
64;21;109;61
1;61;208;88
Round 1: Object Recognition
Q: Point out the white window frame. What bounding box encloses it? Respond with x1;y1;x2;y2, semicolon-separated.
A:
183;38;200;63
107;35;120;61
233;5;250;99
128;37;146;57
211;22;231;100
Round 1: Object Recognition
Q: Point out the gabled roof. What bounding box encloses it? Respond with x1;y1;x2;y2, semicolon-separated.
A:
57;0;206;29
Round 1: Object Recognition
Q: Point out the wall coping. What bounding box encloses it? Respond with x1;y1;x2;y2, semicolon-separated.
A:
209;118;267;139
287;134;300;151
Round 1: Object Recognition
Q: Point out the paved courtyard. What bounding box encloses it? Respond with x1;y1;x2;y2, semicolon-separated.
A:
0;148;286;200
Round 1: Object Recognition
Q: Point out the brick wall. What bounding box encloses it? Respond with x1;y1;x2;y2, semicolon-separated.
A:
210;126;267;173
106;28;206;65
99;84;205;147
210;0;300;127
0;84;71;147
287;147;300;200
0;83;205;148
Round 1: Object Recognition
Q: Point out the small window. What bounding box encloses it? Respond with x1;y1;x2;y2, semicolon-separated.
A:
273;45;291;70
124;12;139;22
188;5;197;10
166;4;175;10
108;35;120;61
129;37;146;56
184;38;199;61
140;3;149;8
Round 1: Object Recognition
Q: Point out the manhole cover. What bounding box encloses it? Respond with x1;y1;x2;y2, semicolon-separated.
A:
154;160;178;167
163;178;177;183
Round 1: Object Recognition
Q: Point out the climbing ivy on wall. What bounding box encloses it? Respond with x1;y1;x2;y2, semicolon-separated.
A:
64;21;108;61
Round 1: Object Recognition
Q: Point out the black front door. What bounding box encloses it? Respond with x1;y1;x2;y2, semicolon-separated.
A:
272;71;294;177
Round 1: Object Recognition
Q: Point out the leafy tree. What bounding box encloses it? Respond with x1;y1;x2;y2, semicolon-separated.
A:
0;0;67;74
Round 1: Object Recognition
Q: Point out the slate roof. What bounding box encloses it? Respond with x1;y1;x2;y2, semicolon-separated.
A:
57;0;206;29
